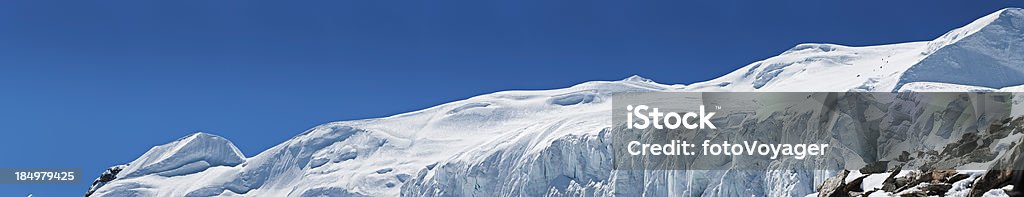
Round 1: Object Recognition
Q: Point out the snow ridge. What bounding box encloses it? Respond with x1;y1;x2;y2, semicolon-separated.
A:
87;8;1024;197
898;8;1024;89
118;132;244;178
689;8;1024;92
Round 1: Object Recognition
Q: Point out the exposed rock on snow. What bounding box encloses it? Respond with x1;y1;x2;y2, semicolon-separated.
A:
84;165;127;197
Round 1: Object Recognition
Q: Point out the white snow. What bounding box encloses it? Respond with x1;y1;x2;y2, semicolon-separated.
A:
89;8;1024;197
117;132;244;179
945;171;988;197
897;82;997;92
900;8;1024;89
687;42;928;92
688;8;1024;92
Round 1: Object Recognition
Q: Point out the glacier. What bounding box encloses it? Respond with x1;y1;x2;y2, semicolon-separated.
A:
87;8;1024;197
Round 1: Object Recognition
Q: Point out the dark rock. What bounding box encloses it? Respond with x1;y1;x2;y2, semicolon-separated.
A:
946;173;970;184
948;133;980;156
862;190;876;196
881;165;903;192
968;119;1024;197
924;183;952;195
818;170;849;197
967;147;998;163
897;151;913;162
899;191;927;197
970;163;1017;197
844;175;868;193
860;161;890;174
85;164;128;197
1012;169;1024;196
892;172;918;192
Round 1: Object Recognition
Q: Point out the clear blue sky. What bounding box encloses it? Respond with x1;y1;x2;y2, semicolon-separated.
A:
1;0;1022;196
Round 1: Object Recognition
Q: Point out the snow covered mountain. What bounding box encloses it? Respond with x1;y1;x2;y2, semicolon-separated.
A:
87;8;1024;197
689;7;1024;92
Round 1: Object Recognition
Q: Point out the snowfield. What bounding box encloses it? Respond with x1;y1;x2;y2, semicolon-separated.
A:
88;8;1024;197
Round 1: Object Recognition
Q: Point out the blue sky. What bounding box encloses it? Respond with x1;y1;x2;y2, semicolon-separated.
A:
1;0;1022;196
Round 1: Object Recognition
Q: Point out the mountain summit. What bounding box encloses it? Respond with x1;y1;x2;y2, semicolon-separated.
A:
87;8;1024;197
688;8;1024;92
899;7;1024;89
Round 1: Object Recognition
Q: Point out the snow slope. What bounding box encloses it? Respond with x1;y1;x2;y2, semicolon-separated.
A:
118;133;245;179
689;8;1024;92
687;42;927;92
88;8;1024;197
899;8;1024;89
90;79;671;196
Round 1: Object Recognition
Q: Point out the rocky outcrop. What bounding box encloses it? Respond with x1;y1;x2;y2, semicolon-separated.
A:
85;164;127;197
814;116;1024;196
817;170;850;197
